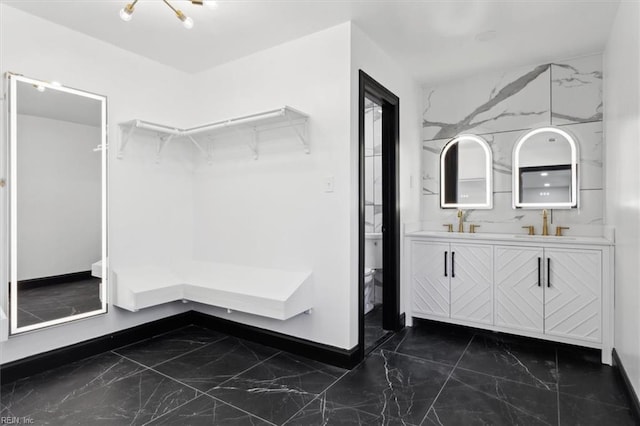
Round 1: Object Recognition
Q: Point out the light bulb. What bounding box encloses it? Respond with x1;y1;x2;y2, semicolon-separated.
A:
120;6;133;22
182;16;194;29
51;81;62;88
204;0;218;9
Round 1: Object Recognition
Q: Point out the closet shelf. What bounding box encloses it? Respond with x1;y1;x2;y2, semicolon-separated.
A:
117;106;309;162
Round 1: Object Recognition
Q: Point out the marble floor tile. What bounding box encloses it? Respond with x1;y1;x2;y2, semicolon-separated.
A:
557;347;631;408
114;325;227;367
154;337;279;392
457;334;558;391
4;366;194;425
1;352;144;419
423;368;558;426
17;278;102;327
364;304;390;352
377;328;410;353
147;394;272;425
285;394;408;425
1;320;634;426
392;320;474;366
324;350;452;425
558;393;636;426
208;352;345;425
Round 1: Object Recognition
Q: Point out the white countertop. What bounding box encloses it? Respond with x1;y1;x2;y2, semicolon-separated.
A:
406;230;614;246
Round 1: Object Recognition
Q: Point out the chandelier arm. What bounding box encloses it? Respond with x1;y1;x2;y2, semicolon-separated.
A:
162;0;180;15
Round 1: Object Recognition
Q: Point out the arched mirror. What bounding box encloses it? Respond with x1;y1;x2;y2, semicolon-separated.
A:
7;73;108;334
440;134;493;209
513;127;578;209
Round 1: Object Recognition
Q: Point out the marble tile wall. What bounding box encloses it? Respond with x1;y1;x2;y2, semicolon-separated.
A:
365;101;383;233
421;54;603;235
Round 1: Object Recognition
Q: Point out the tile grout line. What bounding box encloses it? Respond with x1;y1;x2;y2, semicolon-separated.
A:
453;365;556;392
110;324;212;353
392;330;411;353
556;349;561;426
114;335;230;370
118;352;279;426
205;349;282;391
385;346;463;370
419;334;475;425
281;369;351;425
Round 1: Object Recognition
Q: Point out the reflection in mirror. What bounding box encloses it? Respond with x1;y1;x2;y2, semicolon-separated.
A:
513;127;578;208
8;74;107;334
440;134;492;209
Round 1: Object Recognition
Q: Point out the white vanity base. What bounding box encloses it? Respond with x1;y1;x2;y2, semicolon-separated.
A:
406;231;614;365
113;261;313;320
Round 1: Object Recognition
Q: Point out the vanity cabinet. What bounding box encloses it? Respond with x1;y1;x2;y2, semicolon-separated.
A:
411;241;493;325
495;246;601;343
406;232;613;364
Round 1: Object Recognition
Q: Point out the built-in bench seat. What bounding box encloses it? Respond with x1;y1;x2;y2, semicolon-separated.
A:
113;261;313;320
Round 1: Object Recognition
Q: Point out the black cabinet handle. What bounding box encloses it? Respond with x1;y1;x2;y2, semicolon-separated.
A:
537;257;541;287
452;252;455;278
547;257;551;287
444;251;448;277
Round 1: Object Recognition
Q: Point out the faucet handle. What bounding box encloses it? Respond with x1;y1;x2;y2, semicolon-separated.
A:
443;224;453;233
469;224;480;234
522;225;535;235
555;226;570;236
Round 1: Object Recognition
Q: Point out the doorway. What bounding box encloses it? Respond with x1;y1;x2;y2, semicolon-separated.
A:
359;71;402;356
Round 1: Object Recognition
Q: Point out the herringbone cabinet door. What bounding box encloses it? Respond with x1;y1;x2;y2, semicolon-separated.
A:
411;241;450;318
495;246;544;333
545;248;601;343
450;244;493;324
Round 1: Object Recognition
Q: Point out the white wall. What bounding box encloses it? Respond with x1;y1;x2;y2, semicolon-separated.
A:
16;115;101;280
0;7;421;361
604;0;640;399
0;4;194;363
351;24;422;336
187;23;354;349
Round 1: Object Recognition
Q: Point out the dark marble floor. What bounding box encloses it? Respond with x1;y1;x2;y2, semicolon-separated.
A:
17;278;102;327
364;304;390;353
1;319;636;425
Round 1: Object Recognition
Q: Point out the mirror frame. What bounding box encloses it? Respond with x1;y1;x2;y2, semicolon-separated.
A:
440;134;493;209
512;126;579;209
7;73;108;335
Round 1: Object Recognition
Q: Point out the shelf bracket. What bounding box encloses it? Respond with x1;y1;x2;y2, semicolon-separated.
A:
249;128;259;160
155;134;175;163
286;114;309;154
118;124;137;159
187;135;213;165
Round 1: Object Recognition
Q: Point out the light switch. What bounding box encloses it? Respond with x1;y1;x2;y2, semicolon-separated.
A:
324;176;334;192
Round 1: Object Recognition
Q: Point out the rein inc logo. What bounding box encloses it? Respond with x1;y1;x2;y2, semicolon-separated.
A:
1;417;34;424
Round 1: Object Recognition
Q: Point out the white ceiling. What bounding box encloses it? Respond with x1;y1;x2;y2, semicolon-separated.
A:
2;0;621;85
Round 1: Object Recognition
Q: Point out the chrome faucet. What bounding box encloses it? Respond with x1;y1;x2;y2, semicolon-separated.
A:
542;209;549;236
457;209;464;233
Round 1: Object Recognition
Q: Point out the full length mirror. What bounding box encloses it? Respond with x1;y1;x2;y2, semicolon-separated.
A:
513;127;578;209
440;134;493;209
8;74;107;334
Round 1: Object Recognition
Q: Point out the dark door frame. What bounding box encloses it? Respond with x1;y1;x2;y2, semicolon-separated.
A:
358;70;402;359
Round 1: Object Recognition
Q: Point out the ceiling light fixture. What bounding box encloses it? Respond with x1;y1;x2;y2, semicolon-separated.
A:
119;0;205;29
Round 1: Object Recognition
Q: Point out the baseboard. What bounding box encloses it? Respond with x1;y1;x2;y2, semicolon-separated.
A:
17;271;94;290
1;310;361;384
191;312;360;369
612;348;640;424
0;312;193;384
